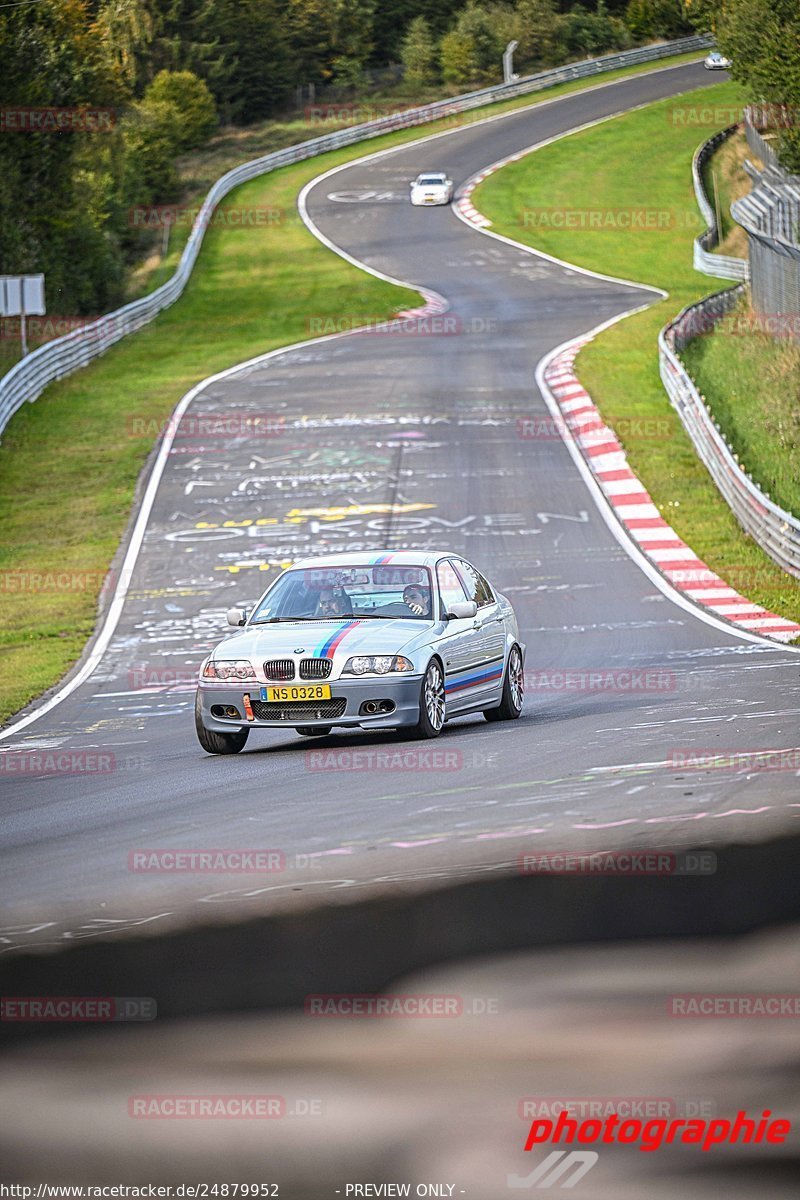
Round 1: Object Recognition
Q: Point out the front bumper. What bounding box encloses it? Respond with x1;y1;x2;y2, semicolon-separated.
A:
197;674;424;732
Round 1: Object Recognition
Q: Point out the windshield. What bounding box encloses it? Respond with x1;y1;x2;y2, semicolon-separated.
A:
250;564;436;623
418;175;445;185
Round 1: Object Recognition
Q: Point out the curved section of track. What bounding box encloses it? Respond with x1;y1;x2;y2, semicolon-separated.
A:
3;61;799;956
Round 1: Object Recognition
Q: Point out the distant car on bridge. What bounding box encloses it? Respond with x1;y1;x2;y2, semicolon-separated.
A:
195;551;524;753
409;172;453;206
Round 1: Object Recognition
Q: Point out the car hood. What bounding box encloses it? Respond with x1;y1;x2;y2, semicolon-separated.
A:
212;618;433;674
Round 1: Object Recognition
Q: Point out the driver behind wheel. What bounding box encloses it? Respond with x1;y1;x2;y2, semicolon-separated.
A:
316;588;351;617
403;583;432;617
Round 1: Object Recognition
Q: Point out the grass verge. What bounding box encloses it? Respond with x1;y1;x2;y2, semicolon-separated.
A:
474;79;800;624
0;50;710;726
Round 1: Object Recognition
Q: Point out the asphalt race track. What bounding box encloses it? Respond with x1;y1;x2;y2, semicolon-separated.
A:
2;60;799;955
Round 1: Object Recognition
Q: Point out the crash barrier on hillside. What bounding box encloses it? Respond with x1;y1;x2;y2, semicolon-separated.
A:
659;285;800;579
692;125;749;281
0;35;712;440
731;109;800;336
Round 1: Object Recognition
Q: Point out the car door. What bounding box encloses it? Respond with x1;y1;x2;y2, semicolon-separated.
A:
433;559;481;714
451;559;506;705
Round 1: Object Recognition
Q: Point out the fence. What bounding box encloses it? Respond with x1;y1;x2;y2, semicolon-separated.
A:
0;35;712;440
730;110;800;330
692;125;749;281
659;288;800;579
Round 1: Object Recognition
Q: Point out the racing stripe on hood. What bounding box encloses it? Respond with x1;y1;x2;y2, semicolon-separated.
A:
315;620;365;659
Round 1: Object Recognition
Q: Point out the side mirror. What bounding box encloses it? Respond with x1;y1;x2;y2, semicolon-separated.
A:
446;600;478;620
446;179;453;188
226;607;250;627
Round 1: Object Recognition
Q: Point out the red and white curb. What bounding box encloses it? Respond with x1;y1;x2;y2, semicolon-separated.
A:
545;343;800;644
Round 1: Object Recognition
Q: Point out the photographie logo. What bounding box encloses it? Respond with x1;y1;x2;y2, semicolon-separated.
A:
1;996;156;1022
517;850;716;876
0;107;116;132
508;1151;599;1189
522;1107;790;1154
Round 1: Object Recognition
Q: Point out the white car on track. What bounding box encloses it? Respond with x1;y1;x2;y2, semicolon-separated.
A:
410;172;453;206
704;51;731;70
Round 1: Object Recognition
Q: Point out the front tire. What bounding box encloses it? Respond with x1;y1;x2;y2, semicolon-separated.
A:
407;659;445;740
484;644;524;722
194;692;249;755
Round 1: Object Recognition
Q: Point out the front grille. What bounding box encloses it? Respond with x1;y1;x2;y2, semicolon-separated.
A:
299;657;332;680
251;698;347;722
263;659;295;681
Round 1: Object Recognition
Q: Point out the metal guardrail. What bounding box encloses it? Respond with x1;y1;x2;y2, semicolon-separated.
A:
732;110;800;329
692;125;749;281
0;34;712;439
659;288;800;579
743;108;781;169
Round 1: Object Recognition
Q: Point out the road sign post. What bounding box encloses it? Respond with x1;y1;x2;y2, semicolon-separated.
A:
0;274;46;358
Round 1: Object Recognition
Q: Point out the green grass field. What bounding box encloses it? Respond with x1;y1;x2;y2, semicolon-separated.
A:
0;50;709;726
474;79;800;627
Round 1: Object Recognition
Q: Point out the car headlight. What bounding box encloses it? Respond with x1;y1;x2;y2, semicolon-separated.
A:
202;659;256;681
342;655;414;675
